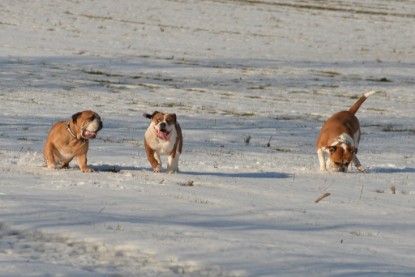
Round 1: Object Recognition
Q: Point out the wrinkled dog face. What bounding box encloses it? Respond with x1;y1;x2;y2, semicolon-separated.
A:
328;145;357;172
72;111;103;139
150;112;176;140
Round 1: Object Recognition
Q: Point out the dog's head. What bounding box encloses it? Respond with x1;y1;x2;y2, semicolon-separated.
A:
327;144;357;172
71;110;103;140
144;111;177;141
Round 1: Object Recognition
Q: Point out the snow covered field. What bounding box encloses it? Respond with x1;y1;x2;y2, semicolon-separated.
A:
1;0;415;276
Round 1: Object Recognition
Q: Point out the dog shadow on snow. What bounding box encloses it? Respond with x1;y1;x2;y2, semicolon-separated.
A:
83;164;415;176
180;170;293;179
93;164;292;178
91;164;146;173
368;166;415;174
89;163;292;178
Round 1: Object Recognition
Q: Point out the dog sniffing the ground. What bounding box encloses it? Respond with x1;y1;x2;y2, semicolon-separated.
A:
316;91;381;173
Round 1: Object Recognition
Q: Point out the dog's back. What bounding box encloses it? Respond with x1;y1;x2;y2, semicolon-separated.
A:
316;111;359;149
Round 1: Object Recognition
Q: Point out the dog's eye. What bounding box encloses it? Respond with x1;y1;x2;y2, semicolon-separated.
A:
344;162;350;166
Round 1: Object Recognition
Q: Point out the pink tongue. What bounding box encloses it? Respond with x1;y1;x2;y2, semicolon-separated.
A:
83;130;97;139
157;130;170;140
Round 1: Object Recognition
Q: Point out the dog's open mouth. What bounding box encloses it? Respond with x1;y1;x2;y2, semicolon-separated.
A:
155;129;171;141
82;130;97;139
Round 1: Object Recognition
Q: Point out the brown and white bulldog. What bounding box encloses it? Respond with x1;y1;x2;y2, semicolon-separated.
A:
316;91;381;173
143;111;183;173
44;110;103;172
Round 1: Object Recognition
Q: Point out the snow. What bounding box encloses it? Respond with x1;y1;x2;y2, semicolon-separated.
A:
1;0;415;276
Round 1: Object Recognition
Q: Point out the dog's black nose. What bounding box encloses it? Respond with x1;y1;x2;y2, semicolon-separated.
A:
160;122;166;129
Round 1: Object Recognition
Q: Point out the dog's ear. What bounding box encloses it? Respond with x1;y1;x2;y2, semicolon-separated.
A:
142;113;152;119
170;113;177;122
328;146;337;153
350;146;358;154
151;111;160;119
71;112;83;124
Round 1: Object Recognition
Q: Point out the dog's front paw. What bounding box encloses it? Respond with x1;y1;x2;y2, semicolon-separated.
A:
357;166;365;173
153;166;162;173
81;167;94;173
47;165;57;170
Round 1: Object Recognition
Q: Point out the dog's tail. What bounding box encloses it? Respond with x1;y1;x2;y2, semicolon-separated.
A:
348;91;382;115
142;113;152;119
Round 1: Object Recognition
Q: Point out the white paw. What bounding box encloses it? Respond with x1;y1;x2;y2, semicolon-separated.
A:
357;166;365;173
47;164;57;170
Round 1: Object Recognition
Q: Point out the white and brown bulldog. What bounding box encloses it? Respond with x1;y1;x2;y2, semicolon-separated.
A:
316;91;381;173
143;111;183;173
44;110;103;172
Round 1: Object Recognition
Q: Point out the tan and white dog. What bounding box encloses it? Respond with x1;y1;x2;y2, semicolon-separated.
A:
44;110;103;172
143;111;183;173
316;91;380;173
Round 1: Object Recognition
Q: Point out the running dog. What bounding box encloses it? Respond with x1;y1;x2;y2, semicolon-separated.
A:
143;111;183;173
44;110;103;172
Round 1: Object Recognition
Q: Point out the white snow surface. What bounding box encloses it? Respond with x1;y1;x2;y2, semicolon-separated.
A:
1;0;415;276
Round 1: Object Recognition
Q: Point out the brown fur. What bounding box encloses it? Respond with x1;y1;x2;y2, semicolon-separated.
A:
144;111;183;173
316;111;360;151
44;110;102;172
316;110;360;172
316;91;379;172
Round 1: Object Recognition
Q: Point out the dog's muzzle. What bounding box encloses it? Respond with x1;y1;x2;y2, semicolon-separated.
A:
332;163;349;173
159;122;167;131
154;123;172;141
82;119;103;139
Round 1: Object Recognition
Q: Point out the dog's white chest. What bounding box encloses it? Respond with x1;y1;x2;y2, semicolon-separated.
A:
145;128;177;155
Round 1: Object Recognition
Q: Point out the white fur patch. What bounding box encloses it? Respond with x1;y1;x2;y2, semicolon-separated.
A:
331;133;356;148
317;148;327;171
364;90;382;98
145;123;177;155
86;118;101;132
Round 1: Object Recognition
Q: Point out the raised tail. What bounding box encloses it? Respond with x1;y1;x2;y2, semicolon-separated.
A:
348;91;382;115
